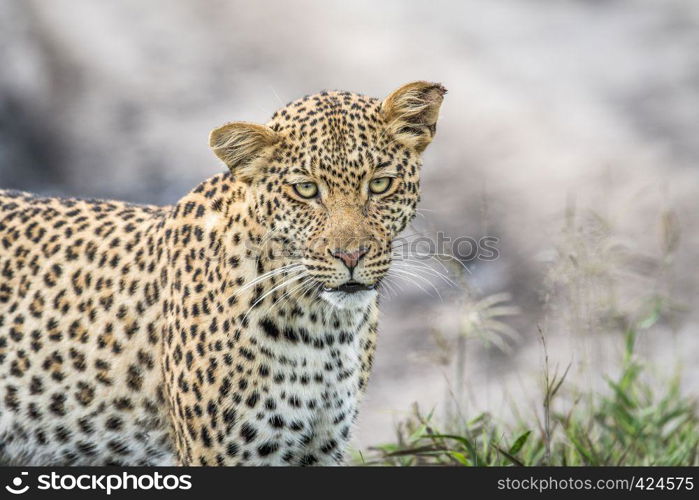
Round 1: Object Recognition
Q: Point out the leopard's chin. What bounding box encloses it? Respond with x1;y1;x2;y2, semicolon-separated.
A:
319;288;377;310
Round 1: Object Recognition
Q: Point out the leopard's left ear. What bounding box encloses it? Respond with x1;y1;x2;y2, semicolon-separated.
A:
209;122;280;182
381;81;447;153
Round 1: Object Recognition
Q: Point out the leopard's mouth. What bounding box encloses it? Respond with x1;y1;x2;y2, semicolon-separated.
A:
322;281;375;294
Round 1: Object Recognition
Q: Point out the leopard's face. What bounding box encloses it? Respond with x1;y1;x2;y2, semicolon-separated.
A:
250;93;423;308
209;82;446;308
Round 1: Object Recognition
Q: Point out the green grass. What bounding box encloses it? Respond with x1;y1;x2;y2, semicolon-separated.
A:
359;207;697;466
360;324;698;466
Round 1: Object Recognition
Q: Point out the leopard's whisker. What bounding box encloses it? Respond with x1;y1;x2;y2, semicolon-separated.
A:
391;258;457;287
377;278;399;300
241;272;309;323
385;269;428;297
242;263;304;287
234;264;304;295
392;264;455;289
394;251;472;275
394;250;453;276
387;267;443;301
266;276;314;314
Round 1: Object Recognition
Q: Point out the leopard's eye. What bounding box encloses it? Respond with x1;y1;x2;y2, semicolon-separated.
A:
292;182;319;199
369;177;393;195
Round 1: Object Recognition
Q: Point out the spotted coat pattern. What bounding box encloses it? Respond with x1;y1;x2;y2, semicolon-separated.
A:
0;82;445;465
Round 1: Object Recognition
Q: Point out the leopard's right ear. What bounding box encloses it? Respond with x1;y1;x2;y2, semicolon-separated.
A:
209;122;280;181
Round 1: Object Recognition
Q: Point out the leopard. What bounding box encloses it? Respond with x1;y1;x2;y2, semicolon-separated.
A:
0;81;446;466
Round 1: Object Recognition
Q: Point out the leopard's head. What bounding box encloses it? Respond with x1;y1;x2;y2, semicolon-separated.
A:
210;82;446;308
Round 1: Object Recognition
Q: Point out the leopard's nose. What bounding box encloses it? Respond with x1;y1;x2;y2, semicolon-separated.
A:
330;246;369;271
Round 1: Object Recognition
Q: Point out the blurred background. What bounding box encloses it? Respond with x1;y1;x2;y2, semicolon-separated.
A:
1;0;698;451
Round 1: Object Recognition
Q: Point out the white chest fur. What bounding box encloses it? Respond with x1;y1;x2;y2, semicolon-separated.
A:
236;305;372;466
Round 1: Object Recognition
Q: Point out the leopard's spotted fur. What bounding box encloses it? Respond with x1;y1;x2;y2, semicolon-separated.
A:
0;82;445;465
